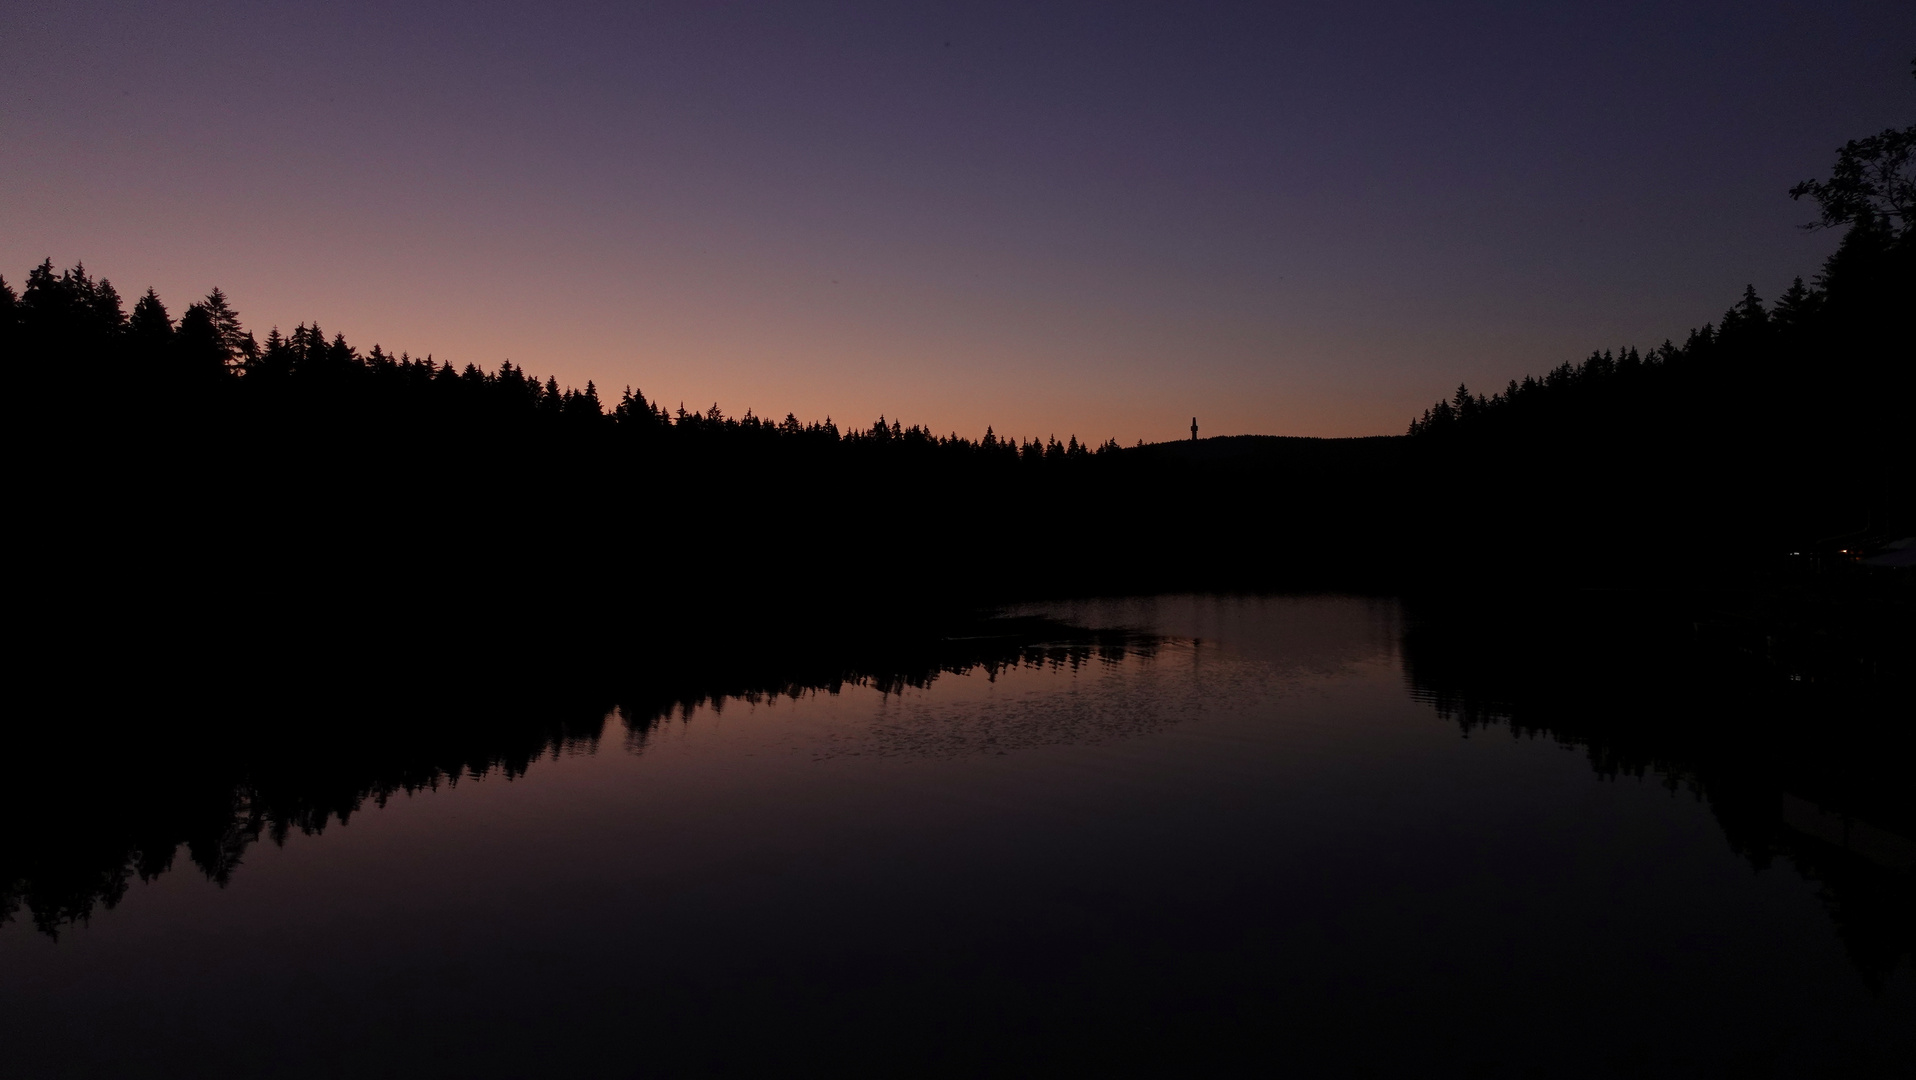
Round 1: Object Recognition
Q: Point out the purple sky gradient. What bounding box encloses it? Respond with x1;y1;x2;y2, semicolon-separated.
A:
5;1;1911;440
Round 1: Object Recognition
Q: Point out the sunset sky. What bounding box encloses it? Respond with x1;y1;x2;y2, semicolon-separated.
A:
5;1;1911;443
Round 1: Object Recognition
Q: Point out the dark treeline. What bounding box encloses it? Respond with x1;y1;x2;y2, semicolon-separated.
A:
10;79;1913;651
11;200;1906;667
2;91;1909;866
8;111;1909;684
1400;105;1912;569
4;259;1398;700
1399;222;1910;566
3;256;1127;462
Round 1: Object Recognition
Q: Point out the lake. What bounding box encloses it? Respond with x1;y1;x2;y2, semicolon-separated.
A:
2;594;1909;1076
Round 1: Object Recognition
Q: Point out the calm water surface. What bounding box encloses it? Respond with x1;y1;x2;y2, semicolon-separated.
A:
3;596;1908;1076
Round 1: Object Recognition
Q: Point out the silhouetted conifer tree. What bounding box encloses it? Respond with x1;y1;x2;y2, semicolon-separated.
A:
88;275;126;334
1771;278;1821;333
258;327;294;377
198;288;249;371
129;288;173;342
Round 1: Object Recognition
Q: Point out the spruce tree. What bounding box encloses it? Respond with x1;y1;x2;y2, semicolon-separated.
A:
129;288;173;341
89;278;126;333
199;288;247;371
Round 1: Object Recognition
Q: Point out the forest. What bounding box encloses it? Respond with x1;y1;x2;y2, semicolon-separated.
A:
3;85;1911;965
5;104;1912;701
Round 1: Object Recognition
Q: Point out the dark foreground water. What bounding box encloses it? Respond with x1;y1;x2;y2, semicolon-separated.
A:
3;596;1910;1076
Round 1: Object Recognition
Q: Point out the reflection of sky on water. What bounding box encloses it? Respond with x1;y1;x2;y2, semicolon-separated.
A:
1;595;1906;1076
621;596;1402;760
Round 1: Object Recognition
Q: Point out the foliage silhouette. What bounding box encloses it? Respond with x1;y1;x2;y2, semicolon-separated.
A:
7;115;1909;672
1789;59;1916;234
2;67;1910;975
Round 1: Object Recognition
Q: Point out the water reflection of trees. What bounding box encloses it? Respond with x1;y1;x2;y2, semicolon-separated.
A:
0;617;1152;939
1401;594;1914;989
